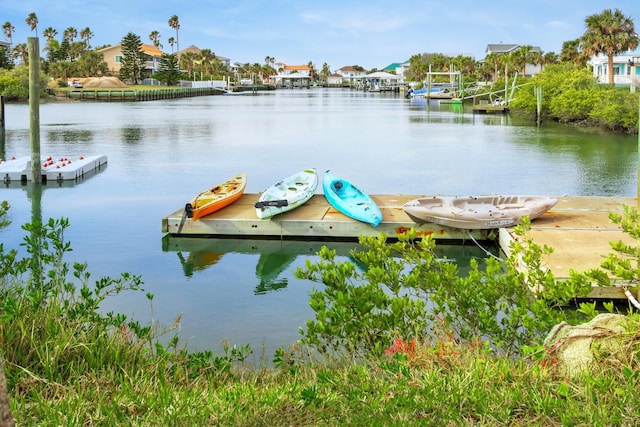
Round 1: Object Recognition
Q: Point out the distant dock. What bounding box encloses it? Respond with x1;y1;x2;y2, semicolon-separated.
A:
0;155;107;183
472;100;509;113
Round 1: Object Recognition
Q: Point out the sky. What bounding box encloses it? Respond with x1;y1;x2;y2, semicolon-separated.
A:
2;1;639;71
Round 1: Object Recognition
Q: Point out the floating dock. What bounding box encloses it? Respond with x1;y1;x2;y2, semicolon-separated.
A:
472;100;509;113
0;155;107;183
163;194;637;300
162;194;491;241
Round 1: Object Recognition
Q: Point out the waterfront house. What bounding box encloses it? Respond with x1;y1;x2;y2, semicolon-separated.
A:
336;65;367;79
326;73;344;87
177;45;231;68
589;49;640;85
273;64;313;88
97;43;163;78
382;61;409;79
484;43;543;76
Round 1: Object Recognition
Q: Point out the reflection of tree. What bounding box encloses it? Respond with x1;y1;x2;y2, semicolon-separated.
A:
122;127;144;144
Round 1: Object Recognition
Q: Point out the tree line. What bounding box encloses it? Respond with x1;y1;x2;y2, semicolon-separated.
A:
0;8;638;93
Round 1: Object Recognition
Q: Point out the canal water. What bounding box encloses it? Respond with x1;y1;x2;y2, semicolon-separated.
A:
0;90;637;361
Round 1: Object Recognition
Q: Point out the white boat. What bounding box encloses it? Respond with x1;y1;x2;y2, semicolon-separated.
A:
403;195;558;230
255;169;318;219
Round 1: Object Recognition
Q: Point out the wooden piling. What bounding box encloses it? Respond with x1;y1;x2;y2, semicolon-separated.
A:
0;95;5;130
535;87;542;126
28;37;42;183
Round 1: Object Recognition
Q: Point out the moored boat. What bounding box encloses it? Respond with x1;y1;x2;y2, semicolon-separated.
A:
255;169;318;219
185;173;247;221
403;195;558;230
323;171;383;227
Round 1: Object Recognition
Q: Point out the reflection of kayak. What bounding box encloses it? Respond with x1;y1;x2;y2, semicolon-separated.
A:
185;173;246;221
255;253;297;285
162;235;498;279
255;169;318;219
177;251;224;276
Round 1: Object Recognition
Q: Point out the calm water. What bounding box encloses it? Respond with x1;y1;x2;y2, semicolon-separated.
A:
0;90;637;360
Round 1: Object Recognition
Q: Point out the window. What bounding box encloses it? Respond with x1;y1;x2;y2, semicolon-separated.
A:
115;55;122;63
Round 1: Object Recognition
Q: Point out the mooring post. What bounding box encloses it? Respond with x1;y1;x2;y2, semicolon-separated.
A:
28;37;42;183
0;95;5;130
0;95;5;159
535;87;542;127
637;95;640;209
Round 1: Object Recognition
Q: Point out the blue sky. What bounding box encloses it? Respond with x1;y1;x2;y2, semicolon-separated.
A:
2;1;639;70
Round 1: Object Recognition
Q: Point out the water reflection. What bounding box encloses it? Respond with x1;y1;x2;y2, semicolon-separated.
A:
47;128;94;143
162;235;499;294
122;127;144;144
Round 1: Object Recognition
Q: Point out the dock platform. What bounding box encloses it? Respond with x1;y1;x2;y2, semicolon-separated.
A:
162;194;492;241
472;100;509;113
163;194;638;300
0;155;108;183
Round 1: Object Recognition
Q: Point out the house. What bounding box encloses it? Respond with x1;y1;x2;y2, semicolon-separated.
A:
326;73;344;87
272;64;313;88
97;43;163;78
335;65;367;79
282;64;313;76
382;61;409;79
589;49;640;85
484;44;543;76
177;45;231;68
0;40;9;48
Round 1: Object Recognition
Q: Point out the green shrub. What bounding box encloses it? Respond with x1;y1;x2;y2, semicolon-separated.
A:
295;226;595;359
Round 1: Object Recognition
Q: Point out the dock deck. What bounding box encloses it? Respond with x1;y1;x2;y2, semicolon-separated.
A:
162;194;490;241
162;194;638;300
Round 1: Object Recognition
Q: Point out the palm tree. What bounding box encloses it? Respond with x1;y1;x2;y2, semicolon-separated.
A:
168;36;175;53
149;30;162;49
42;26;57;41
179;51;197;77
541;51;559;70
168;15;180;53
560;38;585;65
63;27;78;43
80;27;94;49
200;49;216;76
581;8;639;84
510;45;539;77
25;13;38;38
12;43;28;65
2;22;15;46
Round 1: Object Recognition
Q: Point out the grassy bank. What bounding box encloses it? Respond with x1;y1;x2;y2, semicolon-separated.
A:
2;204;640;425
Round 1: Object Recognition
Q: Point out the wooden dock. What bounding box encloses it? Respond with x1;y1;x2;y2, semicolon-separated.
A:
163;194;638;300
162;194;490;241
472;100;509;113
500;196;637;299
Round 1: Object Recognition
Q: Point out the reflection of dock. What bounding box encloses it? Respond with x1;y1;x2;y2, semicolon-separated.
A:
161;235;499;279
163;196;639;301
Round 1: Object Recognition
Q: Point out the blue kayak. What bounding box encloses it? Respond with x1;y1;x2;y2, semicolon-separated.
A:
323;171;383;227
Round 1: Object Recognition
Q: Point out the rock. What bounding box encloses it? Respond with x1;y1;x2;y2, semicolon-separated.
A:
543;313;637;378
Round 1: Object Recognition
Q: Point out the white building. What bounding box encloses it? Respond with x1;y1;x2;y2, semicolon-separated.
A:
589;49;640;85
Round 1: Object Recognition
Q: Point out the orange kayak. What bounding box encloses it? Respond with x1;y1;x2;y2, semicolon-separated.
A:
185;173;247;220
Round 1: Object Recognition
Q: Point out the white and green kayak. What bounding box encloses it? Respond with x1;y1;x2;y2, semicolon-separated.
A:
255;169;318;219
